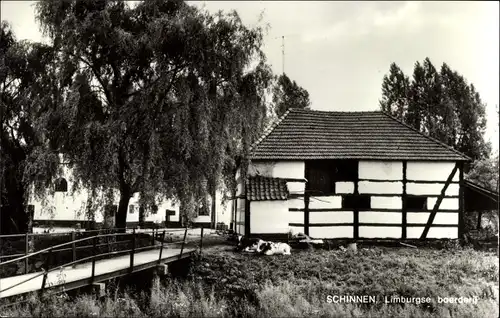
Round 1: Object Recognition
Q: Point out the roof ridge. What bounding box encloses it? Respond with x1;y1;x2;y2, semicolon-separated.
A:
250;109;292;152
291;108;383;114
381;111;471;161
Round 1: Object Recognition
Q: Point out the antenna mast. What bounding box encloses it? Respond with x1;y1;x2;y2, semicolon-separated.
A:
281;35;285;75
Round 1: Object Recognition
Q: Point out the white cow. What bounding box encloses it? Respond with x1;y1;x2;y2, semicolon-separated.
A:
259;242;292;256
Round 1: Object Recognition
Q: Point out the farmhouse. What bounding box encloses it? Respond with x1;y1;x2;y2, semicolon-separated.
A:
233;108;475;240
27;156;232;232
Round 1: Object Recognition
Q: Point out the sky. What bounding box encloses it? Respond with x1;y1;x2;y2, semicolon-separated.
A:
1;1;499;153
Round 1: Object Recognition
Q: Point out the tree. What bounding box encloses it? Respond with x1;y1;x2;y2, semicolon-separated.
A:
1;21;60;234
465;153;499;230
272;73;310;117
379;57;491;161
379;63;410;119
34;0;272;229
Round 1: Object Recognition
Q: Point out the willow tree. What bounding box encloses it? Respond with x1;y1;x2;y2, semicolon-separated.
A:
34;0;272;229
1;22;61;234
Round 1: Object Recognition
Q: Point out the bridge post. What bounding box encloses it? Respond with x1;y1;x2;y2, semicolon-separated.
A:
25;233;29;274
130;228;136;273
40;248;52;297
91;236;97;284
200;227;204;254
179;228;188;259
71;232;76;263
158;230;166;264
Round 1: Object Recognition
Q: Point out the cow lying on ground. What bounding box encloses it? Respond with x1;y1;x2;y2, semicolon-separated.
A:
236;235;291;255
258;241;292;255
235;235;266;253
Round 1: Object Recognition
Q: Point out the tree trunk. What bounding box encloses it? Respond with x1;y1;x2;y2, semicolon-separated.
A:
116;191;130;232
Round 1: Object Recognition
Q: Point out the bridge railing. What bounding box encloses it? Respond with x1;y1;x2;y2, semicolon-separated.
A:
0;227;205;299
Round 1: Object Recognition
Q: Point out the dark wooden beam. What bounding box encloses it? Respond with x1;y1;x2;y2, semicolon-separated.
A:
402;161;407;239
458;162;465;239
304;163;310;236
420;163;459;239
244;199;250;237
353;162;359;239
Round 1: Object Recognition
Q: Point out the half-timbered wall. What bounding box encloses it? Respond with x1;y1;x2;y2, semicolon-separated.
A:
242;159;462;239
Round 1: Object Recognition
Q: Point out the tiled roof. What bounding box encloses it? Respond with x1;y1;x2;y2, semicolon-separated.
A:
246;176;289;201
250;109;470;161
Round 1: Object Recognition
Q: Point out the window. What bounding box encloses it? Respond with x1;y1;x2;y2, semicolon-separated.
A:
306;160;359;195
55;178;68;192
307;161;335;195
129;205;135;214
342;195;371;210
405;196;427;211
197;201;210;216
334;160;358;182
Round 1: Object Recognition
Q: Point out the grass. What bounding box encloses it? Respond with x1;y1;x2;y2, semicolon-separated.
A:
1;237;498;318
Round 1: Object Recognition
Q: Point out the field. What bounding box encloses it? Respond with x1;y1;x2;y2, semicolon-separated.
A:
2;236;499;318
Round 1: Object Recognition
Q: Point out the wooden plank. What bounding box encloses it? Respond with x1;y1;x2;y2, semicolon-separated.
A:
420;163;459;239
458;162;465;239
353;164;359;239
244;199;250;236
402;161;407;239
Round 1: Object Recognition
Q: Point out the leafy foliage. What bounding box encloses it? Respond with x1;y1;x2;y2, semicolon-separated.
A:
1;21;61;233
380;58;491;161
272;73;310;117
33;0;273;228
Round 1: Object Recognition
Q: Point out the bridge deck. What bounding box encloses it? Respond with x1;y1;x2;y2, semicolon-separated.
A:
0;247;195;299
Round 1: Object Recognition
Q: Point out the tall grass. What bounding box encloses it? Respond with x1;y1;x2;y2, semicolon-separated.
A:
2;245;498;318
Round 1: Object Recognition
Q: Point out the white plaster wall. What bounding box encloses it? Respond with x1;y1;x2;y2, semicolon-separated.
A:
336;182;354;194
309;226;353;239
428;227;459;239
288;212;304;224
250;161;305;179
427;198;459;210
358;181;403;194
238;224;245;235
406;227;424;239
407;227;458;239
250;200;289;234
406;183;459;196
309;212;353;224
287;181;305;194
407;212;459;225
289;226;304;235
407;162;459;181
359;212;401;224
359;161;403;180
359;226;401;238
31;169;224;227
309;196;342;209
214;190;233;226
288;198;304;210
370;196;402;209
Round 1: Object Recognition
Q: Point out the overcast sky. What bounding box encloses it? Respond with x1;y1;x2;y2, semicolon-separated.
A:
1;1;498;153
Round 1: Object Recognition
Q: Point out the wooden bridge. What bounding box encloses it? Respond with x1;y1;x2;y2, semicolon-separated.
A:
0;227;204;305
